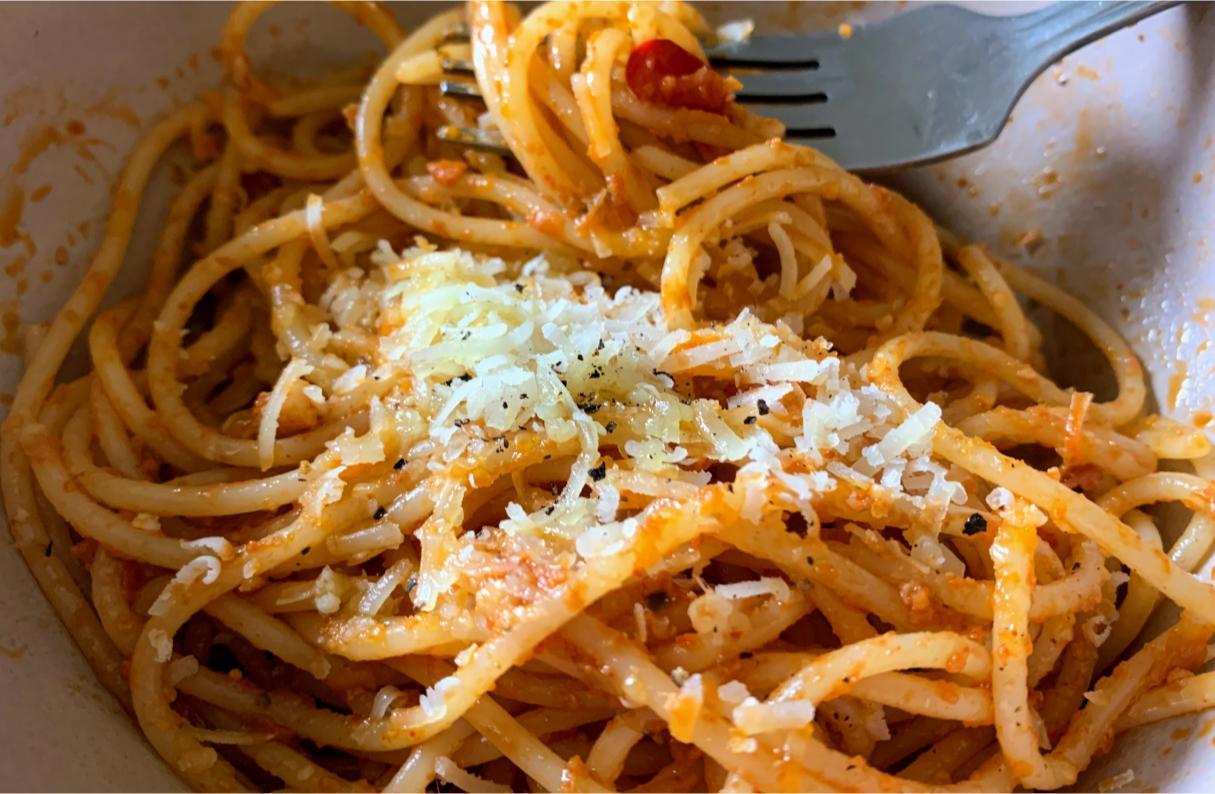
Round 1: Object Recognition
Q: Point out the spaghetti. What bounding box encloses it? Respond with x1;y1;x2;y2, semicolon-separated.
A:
5;2;1215;791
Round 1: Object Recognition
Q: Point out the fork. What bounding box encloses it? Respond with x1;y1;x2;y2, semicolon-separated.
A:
436;1;1178;172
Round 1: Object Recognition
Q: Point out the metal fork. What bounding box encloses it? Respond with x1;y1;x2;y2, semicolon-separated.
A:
436;2;1178;172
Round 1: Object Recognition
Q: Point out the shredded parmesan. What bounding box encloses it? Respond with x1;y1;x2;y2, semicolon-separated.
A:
717;680;752;705
305;245;964;628
305;194;340;270
313;566;343;615
183;537;235;560
732;697;815;735
147;628;173;663
668;673;705;742
131;513;161;532
369;685;404;719
1097;768;1135;792
419;675;460;720
987;487;1015;511
714;577;792;602
257;358;314;471
434;756;512;794
191;556;223;586
166;655;200;687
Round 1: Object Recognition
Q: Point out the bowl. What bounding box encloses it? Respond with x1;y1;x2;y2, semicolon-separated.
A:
0;2;1211;790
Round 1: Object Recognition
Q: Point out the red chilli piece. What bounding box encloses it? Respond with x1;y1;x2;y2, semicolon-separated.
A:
625;38;731;114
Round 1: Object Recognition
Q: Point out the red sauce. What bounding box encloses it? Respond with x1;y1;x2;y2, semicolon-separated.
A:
0;188;23;246
625;39;730;113
425;159;468;186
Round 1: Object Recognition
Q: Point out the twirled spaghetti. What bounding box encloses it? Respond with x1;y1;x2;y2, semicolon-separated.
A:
5;2;1215;792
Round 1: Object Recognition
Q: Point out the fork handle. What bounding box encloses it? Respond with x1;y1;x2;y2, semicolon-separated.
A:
1010;1;1181;69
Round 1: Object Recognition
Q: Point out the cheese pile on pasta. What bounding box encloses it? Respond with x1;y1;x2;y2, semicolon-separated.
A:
5;2;1215;792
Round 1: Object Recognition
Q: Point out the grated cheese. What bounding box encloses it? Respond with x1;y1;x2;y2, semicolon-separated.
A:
1098;769;1135;793
714;577;792;602
369;685;404;719
257;358;314;471
312;244;965;620
148;628;173;663
986;487;1015;511
166;655;200;686
732;697;815;735
717;680;752;705
434;756;512;794
419;675;460;720
668;673;705;742
183;537;235;560
313;567;343;615
131;513;161;532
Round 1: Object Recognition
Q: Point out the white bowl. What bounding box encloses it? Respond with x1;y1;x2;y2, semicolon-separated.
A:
0;2;1211;790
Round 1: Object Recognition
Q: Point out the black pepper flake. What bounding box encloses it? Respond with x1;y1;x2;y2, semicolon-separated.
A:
963;513;988;536
544;506;555;515
576;354;584;361
301;546;311;555
394;458;405;470
645;591;670;611
373;506;387;520
520;393;528;399
589;369;602;379
757;399;770;416
44;541;52;557
454;418;470;427
405;575;417;594
502;401;508;409
588;462;606;481
743;415;757;425
514;283;524;293
577;402;601;414
597;339;605;352
604;422;617;433
459;374;471;382
806;554;815;566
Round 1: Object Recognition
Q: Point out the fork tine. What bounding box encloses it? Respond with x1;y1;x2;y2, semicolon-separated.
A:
441;57;475;76
435;35;509;157
746;103;835;136
441;22;470;44
706;33;842;66
437;125;511;155
439;80;484;101
730;69;825;100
